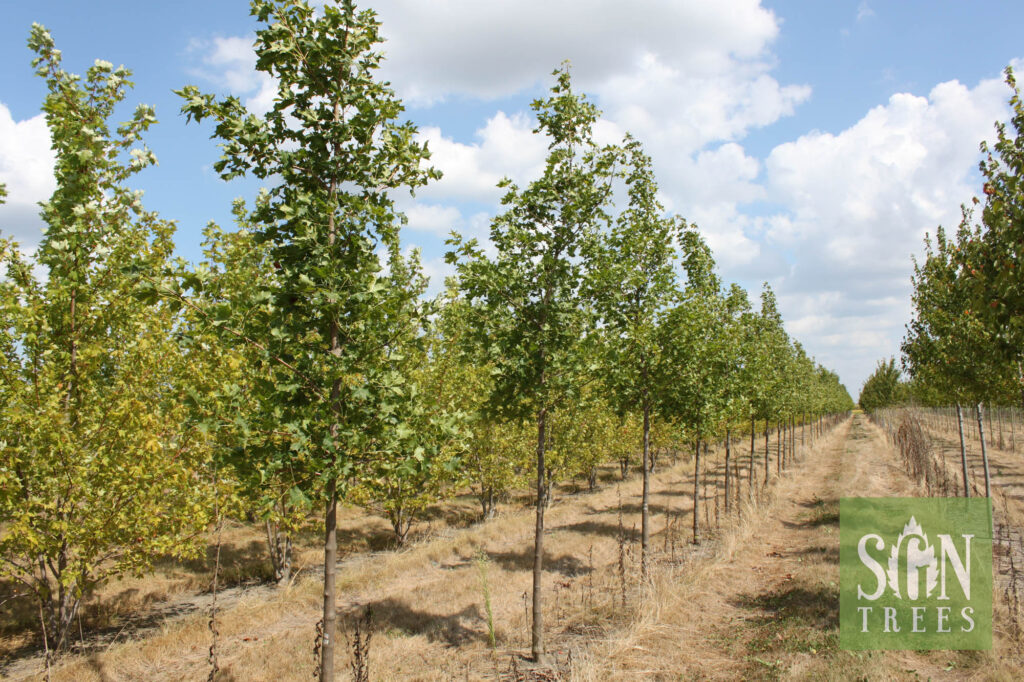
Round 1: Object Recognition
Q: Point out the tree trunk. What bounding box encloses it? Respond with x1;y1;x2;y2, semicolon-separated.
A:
390;505;410;546
997;408;1005;450
531;408;548;664
641;403;651;580
956;403;970;498
776;421;782;475
724;427;731;514
321;478;338;681
588;467;598;491
977;404;992;499
479;486;496;519
763;423;770;484
791;416;796;463
749;416;755;497
692;439;701;545
266;520;292;584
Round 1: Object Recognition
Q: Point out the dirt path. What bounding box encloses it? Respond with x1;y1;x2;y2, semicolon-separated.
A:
592;414;1005;680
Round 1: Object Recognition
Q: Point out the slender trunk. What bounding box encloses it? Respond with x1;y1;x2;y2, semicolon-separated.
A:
791;416;796;463
641;403;651;580
479;486;496;519
763;423;770;484
977;404;992;499
692;439;701;545
749;416;755;496
321;478;338;681
320;92;345;682
531;408;548;664
956;403;970;498
986;406;995;451
266;520;292;584
998;408;1005;450
391;505;409;546
801;412;805;450
724;427;731;514
776;421;782;475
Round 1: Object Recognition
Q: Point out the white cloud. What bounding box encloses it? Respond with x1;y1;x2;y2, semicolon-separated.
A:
759;73;1012;392
187;35;276;114
371;0;783;105
0;104;54;248
415;112;548;203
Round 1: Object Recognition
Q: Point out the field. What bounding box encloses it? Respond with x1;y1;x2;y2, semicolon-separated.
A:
3;413;1021;680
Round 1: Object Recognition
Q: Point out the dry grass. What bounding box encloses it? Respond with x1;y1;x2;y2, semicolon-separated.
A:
6;416;1021;680
2;428;763;680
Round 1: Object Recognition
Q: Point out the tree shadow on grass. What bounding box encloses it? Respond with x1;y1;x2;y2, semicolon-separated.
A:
486;549;591;577
731;583;840;655
341;599;484;647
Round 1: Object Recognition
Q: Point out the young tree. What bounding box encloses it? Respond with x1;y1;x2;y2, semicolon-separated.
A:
431;287;531;519
903;222;1006;497
749;285;790;484
353;249;462;546
719;283;754;509
966;67;1024;406
186;201;311;584
0;26;213;658
858;357;906;412
590;135;680;577
659;229;737;544
447;64;615;664
174;2;438;677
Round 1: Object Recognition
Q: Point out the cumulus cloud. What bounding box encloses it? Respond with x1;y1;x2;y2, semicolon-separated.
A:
0;103;54;249
371;0;782;105
414;112;548;204
760;73;1012;392
186;35;276;114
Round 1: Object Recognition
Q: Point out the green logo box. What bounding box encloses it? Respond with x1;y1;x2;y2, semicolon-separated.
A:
839;497;992;650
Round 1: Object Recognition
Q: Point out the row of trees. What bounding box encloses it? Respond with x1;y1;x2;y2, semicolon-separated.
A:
0;1;852;677
861;66;1024;500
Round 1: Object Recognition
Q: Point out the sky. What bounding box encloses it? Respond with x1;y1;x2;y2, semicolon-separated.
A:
1;0;1022;399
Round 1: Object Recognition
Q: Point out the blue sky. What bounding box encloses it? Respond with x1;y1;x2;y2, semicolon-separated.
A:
2;1;1022;397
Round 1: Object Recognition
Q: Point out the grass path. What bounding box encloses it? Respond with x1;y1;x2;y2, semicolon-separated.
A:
589;414;1014;680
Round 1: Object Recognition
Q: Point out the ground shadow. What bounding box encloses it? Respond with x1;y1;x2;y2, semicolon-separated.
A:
486;549;591;577
341;599;483;647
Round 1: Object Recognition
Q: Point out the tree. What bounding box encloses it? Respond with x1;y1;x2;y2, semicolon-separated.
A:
659;229;738;544
966;66;1024;406
353;249;462;546
903;221;1006;497
858;357;906;412
748;285;790;483
186;200;310;584
430;287;531;519
590;134;680;578
447;64;615;664
173;2;438;677
0;26;213;659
